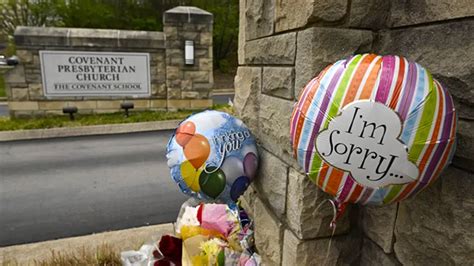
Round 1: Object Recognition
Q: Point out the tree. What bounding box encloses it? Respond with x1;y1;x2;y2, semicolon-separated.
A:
0;0;239;71
0;0;61;38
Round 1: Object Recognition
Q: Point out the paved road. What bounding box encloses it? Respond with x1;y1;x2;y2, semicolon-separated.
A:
0;131;188;247
212;94;234;105
0;103;7;117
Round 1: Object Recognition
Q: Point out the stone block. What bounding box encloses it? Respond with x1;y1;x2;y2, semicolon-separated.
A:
295;27;373;98
28;83;43;100
117;30;165;49
152;83;167;97
164;26;178;39
184;71;210;83
282;229;361;265
262;67;294;100
95;109;120;114
151;52;165;64
166;66;181;80
348;0;390;29
16;50;33;64
181;91;200;99
6;83;28;88
38;101;65;110
131;100;149;109
198;58;212;72
394;167;474;265
286;168;350;239
255;149;288;217
193;83;213;90
166;48;183;59
252;197;283;265
198;91;210;98
258;94;294;162
5;65;26;84
181;80;192;91
45;110;65;116
11;88;29;101
190;99;212;109
10;110;33;118
14;26;68;47
375;20;474;120
200;32;212;46
150;99;167;108
25;74;42;84
68;101;97;109
195;48;209;58
389;0;474;27
32;55;40;66
275;0;348;32
167;87;181;99
360;238;401;266
360;204;398;253
245;0;274;40
234;67;261;132
9;101;39;111
453;120;474;171
69;28;119;48
167;99;190;109
181;31;200;41
240;184;258;218
96;100;122;109
244;32;296;65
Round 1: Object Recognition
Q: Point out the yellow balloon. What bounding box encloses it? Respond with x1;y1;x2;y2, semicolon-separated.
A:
181;161;203;192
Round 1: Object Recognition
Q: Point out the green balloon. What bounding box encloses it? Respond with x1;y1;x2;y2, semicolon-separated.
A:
199;166;226;198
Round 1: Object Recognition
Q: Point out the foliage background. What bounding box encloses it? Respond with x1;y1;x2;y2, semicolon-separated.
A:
0;0;239;72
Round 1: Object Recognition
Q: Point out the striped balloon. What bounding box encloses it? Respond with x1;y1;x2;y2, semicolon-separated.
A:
290;54;457;205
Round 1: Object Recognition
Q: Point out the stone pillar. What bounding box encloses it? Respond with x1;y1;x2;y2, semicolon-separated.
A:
235;0;474;265
163;6;213;110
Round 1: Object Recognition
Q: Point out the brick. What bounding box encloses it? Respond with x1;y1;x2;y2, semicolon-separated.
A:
190;99;212;109
167;99;190;109
244;33;296;65
38;101;65;110
9;101;39;111
96;100;122;109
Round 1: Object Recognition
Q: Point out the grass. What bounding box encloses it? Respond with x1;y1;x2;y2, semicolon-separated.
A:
0;104;233;131
2;244;121;266
0;74;6;97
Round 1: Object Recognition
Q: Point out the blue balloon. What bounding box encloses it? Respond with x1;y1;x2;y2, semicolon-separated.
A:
166;110;258;203
230;176;251;201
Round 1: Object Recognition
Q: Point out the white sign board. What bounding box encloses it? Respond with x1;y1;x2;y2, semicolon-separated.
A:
40;51;150;97
316;101;419;188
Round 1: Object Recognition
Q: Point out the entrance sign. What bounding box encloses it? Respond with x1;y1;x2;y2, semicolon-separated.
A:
40;51;150;97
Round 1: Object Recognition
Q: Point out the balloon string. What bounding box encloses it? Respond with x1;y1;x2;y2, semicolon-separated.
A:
314;199;339;266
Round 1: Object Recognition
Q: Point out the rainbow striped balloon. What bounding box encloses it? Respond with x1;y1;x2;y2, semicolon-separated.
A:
290;54;457;205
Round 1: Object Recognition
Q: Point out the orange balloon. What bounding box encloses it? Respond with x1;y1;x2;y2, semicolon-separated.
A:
176;121;196;147
184;134;210;168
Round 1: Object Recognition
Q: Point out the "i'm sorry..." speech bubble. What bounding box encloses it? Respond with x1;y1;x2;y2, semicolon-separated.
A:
316;101;419;188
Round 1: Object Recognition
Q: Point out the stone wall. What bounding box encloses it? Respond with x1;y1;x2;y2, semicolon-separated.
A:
235;0;473;265
4;6;213;117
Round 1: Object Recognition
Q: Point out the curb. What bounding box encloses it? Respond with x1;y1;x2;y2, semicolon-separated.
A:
213;89;234;95
0;223;174;264
0;120;181;142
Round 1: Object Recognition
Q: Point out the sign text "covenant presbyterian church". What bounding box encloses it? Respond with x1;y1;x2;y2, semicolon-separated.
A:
40;51;150;97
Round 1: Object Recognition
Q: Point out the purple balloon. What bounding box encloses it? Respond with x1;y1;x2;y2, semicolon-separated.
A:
243;152;258;179
230;176;250;201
